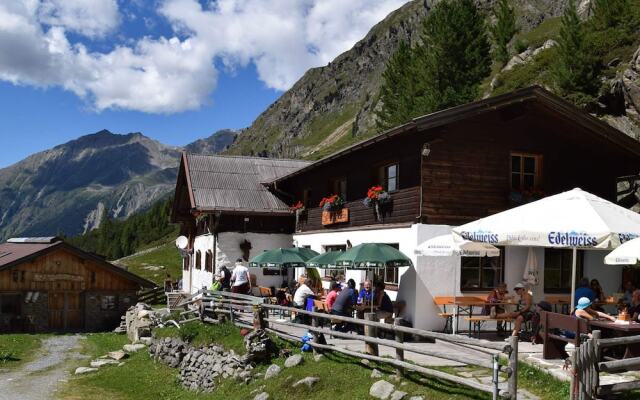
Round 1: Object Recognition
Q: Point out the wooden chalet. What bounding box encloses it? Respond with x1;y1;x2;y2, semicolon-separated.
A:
0;237;154;333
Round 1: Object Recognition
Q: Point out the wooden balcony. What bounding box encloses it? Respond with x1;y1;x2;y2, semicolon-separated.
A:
296;186;420;232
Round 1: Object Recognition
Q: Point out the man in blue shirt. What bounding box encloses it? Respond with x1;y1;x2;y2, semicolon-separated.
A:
574;277;596;306
358;280;373;304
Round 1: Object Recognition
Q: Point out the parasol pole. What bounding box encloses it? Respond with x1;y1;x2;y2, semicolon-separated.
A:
453;255;459;335
570;247;577;311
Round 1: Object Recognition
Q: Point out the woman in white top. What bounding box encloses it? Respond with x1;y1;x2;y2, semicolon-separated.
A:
230;259;251;294
293;279;315;308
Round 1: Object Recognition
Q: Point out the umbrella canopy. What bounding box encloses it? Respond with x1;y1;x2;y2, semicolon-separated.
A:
523;247;539;286
453;188;640;309
453;188;640;249
605;237;640;265
415;234;500;257
335;243;412;269
305;250;344;268
249;247;319;268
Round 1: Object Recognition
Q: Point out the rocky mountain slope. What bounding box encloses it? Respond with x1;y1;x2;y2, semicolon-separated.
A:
0;129;235;240
185;129;237;155
225;0;574;160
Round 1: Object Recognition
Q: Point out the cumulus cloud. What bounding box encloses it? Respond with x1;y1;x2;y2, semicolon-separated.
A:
0;0;408;113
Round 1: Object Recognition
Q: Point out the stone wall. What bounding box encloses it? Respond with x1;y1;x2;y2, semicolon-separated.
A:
85;291;138;332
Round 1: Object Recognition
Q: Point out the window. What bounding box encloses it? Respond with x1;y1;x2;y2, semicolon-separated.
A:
183;254;190;271
0;294;20;315
460;248;505;291
544;249;583;293
511;153;542;190
380;163;399;192
323;245;346;278
101;295;117;310
330;178;347;200
382;243;400;285
195;251;202;270
205;250;214;272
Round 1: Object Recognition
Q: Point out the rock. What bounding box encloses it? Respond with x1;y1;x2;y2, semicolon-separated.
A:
264;364;282;379
313;353;323;362
292;376;320;388
90;359;120;368
370;380;395;399
107;350;128;360
371;369;384;379
409;397;424;400
391;390;407;400
124;343;146;353
137;337;153;346
360;359;371;366
75;367;98;375
250;385;266;395
389;374;401;383
284;354;303;368
254;392;269;400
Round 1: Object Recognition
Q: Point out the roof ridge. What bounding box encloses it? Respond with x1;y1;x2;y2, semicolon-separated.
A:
185;152;311;163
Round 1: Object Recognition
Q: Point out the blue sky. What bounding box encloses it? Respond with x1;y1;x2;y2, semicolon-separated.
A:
0;0;408;168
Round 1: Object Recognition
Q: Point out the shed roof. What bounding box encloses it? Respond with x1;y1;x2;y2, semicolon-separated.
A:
182;154;310;214
0;238;155;288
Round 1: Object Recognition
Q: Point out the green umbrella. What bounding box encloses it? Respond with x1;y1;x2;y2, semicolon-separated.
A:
305;250;344;268
249;247;319;268
335;243;412;269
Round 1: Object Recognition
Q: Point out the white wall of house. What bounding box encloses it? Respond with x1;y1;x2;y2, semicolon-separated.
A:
185;231;293;294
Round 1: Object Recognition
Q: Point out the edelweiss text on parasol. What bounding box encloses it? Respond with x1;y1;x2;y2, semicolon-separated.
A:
547;232;597;247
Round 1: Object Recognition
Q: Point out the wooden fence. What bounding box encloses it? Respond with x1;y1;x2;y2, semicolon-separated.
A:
175;290;520;399
571;330;640;399
138;286;164;305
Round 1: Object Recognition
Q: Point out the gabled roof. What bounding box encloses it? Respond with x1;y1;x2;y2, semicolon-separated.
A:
179;153;310;215
0;237;155;288
272;86;640;184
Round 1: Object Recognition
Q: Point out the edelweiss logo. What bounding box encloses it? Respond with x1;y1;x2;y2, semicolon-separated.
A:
460;230;499;244
618;233;639;244
548;231;597;247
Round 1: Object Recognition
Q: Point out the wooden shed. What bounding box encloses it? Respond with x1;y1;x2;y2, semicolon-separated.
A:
0;237;155;333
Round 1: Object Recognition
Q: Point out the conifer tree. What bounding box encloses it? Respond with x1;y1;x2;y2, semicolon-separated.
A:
416;0;491;113
490;0;518;65
552;0;599;104
591;0;631;29
375;41;416;131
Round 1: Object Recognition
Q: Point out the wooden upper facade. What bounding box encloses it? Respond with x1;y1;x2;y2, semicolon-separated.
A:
271;87;640;231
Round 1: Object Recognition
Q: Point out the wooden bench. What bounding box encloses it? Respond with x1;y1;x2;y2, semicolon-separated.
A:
464;316;515;338
544;295;571;314
540;311;589;359
433;296;488;334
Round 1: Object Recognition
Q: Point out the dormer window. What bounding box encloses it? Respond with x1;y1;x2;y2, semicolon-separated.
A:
511;153;542;190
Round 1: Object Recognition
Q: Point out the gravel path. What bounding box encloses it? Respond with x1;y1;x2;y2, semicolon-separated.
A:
0;335;87;400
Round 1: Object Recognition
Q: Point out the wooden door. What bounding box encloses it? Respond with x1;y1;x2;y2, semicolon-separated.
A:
48;292;83;331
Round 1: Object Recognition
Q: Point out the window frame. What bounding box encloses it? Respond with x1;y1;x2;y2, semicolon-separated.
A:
183;254;190;271
510;152;543;191
379;163;399;193
195;251;202;270
544;248;584;293
460;247;506;292
205;250;214;272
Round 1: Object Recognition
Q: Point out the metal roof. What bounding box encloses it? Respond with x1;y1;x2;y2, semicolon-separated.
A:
7;237;59;244
185;154;310;213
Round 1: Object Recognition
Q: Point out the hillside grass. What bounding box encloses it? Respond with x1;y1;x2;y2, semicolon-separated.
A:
116;241;182;285
0;334;47;369
155;321;247;355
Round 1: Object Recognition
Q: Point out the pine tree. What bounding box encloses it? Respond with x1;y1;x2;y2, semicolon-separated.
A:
552;0;599;104
591;0;631;30
416;0;492;113
375;41;416;131
490;0;518;65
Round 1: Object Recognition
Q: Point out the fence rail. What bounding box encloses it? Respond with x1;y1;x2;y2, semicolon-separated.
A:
138;286;164;304
172;290;519;399
571;330;640;399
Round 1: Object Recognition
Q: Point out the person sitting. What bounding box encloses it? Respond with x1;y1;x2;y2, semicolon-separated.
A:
573;297;615;322
628;289;640;321
484;283;508;333
373;281;394;324
325;281;341;311
293;279;315;324
230;259;251;294
358;280;373;305
590;278;606;311
492;283;533;338
574;277;596;307
330;279;357;332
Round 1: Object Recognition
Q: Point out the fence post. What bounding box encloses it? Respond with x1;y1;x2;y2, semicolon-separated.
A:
394;317;405;376
591;331;601;399
312;306;320;355
253;305;266;330
508;335;518;400
364;313;379;356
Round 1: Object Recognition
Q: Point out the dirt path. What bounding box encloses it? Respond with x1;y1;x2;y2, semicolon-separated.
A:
0;335;87;400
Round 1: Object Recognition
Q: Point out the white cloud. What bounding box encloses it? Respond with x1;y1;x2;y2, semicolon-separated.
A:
0;0;409;113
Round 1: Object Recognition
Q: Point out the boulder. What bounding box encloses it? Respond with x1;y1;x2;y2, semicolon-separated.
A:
90;359;120;368
313;353;323;362
254;392;270;400
124;343;146;353
107;350;128;360
390;390;407;400
371;369;384;379
75;367;98;375
284;354;303;368
370;380;395;399
409;397;424;400
264;364;282;379
292;376;320;388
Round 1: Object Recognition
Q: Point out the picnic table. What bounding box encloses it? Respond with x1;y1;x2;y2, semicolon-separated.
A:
434;296;518;334
589;320;640;358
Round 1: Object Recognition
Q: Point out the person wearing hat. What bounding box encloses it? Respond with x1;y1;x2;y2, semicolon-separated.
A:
573;297;615;321
491;282;534;338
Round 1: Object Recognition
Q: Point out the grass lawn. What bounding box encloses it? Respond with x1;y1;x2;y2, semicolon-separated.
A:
58;321;599;400
117;241;182;286
0;334;47;369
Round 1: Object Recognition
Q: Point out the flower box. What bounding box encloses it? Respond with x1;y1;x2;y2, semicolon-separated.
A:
322;208;349;226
